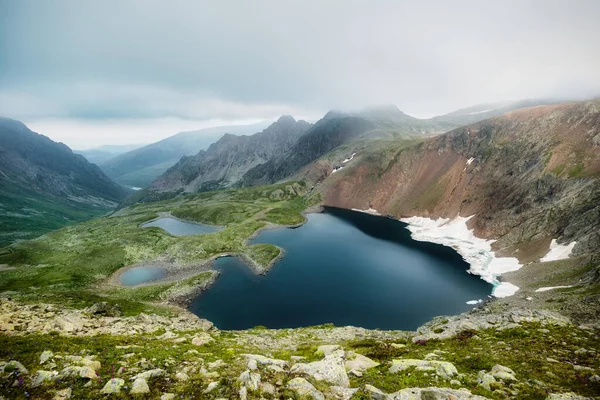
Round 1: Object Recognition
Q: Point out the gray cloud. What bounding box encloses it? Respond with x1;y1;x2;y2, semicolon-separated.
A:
1;0;599;126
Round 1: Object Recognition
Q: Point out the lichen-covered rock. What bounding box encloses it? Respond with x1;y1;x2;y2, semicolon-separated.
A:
389;387;491;399
316;344;342;356
175;372;189;381
345;352;379;372
238;370;260;391
291;349;349;387
132;368;165;380
191;332;214;346
491;364;516;381
204;381;218;393
242;354;288;368
1;360;28;374
331;385;358;400
389;359;458;380
287;377;325;400
30;370;57;388
130;377;150;394
59;366;97;380
477;370;497;391
39;350;53;364
546;393;592;400
100;378;125;394
53;387;72;400
365;384;387;400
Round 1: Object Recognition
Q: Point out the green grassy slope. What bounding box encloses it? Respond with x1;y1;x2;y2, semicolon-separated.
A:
0;182;307;314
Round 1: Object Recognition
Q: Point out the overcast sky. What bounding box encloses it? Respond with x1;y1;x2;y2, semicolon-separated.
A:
1;0;599;149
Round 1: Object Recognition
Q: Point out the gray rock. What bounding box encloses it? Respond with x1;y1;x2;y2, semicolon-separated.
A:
203;381;218;393
132;368;165;380
390;387;491;399
260;382;276;395
546;393;592;400
191;332;214;346
238;370;261;391
130;377;150;394
365;384;387;400
389;359;458;380
316;344;342;356
287;377;325;400
30;370;58;388
345;352;379;372
160;394;175;400
491;364;517;381
53;387;72;400
331;385;358;400
477;370;497;391
39;350;53;364
175;372;189;381
100;378;125;394
242;354;288;368
85;302;121;317
1;360;28;374
59;366;97;380
291;349;349;387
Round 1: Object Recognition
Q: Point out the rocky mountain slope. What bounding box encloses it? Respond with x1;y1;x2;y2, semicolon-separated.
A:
0;117;129;245
99;122;269;188
132;116;311;202
315;100;600;264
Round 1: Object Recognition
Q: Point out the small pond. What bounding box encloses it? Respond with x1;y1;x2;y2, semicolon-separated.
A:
141;217;221;236
188;207;492;330
120;266;167;286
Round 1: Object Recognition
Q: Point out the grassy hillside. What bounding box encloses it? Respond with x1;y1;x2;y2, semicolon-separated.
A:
0;182;307;313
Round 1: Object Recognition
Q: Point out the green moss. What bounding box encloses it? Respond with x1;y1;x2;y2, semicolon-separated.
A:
567;162;585;177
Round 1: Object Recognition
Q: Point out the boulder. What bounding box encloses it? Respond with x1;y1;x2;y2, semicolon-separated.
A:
238;370;261;391
291;349;349;387
1;360;28;374
204;381;218;393
477;370;497;391
316;344;342;356
546;394;592;400
365;384;387;400
132;368;165;380
345;352;380;372
331;385;358;400
242;354;288;368
130;377;150;394
389;387;491;399
490;364;516;382
53;387;72;400
30;370;57;388
389;359;458;380
85;302;122;317
39;350;53;364
100;378;125;394
191;332;214;346
287;377;325;400
175;372;189;382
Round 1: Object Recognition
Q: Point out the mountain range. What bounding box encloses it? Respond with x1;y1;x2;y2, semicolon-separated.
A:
97;122;270;188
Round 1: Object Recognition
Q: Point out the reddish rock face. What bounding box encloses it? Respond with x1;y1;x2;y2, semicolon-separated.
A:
318;101;600;262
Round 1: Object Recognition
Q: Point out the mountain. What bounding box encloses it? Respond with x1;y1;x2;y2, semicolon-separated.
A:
76;144;144;164
240;114;377;186
315;100;600;262
132;116;312;202
98;122;270;188
0;117;129;246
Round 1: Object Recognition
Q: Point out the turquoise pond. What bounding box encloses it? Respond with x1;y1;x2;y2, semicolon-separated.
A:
120;266;167;286
141;217;221;236
188;207;492;330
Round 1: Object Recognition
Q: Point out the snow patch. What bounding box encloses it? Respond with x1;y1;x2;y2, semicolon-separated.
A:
466;157;475;166
351;208;381;216
401;215;522;298
535;285;575;293
331;166;343;174
466;299;483;305
540;239;576;262
343;153;356;163
468;109;493;115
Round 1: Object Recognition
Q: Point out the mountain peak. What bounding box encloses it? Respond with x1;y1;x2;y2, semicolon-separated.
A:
276;115;296;124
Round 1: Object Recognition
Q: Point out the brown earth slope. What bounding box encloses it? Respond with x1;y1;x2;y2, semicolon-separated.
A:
317;100;600;263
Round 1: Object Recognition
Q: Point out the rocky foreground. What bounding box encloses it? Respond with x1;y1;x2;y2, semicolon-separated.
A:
1;299;598;399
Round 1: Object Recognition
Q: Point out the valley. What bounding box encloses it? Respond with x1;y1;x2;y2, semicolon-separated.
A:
0;101;599;399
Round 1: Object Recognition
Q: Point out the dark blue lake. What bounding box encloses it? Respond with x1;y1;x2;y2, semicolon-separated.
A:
141;217;221;236
188;207;491;330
